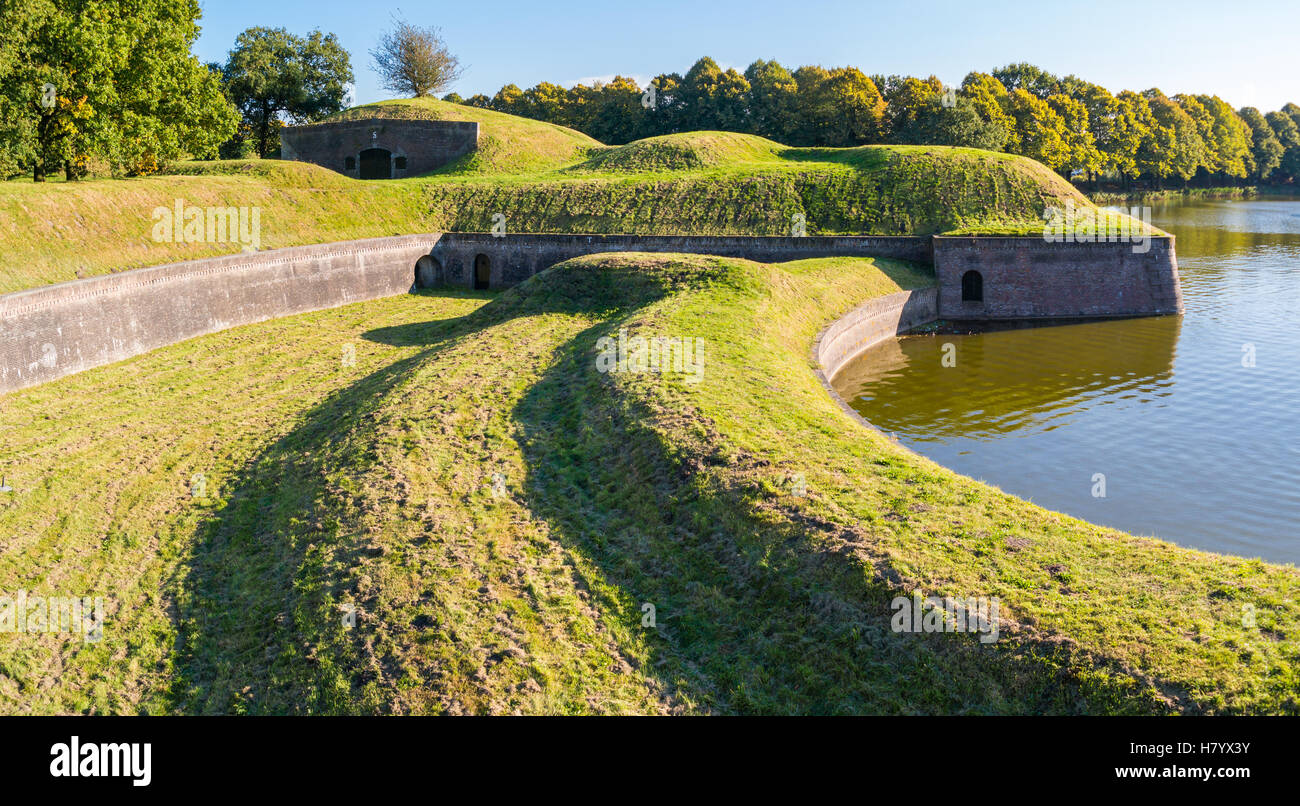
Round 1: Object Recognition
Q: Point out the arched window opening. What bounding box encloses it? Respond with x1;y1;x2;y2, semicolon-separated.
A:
474;254;491;290
961;270;984;303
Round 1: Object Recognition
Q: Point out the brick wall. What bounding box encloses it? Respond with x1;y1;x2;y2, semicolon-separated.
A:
426;233;933;288
280;118;478;178
933;236;1183;320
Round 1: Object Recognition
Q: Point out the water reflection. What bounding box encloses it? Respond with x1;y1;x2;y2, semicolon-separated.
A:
832;197;1300;564
834;316;1181;442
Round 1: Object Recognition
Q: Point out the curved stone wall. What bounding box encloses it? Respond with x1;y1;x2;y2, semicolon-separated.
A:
0;235;438;394
810;287;938;430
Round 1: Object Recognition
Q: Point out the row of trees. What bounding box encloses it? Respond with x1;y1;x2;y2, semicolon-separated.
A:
456;59;1300;188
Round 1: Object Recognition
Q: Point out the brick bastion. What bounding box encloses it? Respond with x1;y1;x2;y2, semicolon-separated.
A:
0;232;1180;394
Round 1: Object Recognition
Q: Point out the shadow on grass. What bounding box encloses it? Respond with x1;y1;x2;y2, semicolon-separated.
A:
166;287;544;713
167;263;1175;714
512;301;1175;715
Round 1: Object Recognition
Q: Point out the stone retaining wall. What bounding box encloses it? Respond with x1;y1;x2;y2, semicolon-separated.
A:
0;235;437;394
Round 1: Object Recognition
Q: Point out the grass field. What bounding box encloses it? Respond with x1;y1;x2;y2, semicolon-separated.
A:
1;253;1294;714
0;97;1134;295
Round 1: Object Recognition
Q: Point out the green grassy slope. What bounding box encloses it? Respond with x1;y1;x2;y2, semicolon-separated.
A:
0;99;1134;295
1;253;1294;714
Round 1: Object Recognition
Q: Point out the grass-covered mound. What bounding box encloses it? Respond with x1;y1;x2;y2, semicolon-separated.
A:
1;253;1294;714
570;131;785;172
0;98;1147;294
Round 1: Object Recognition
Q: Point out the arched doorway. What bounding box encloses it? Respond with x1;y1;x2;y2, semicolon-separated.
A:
414;255;441;288
359;148;392;180
961;270;983;302
473;254;491;290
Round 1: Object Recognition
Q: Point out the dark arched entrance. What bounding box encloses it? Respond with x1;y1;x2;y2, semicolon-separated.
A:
414;255;441;288
473;254;491;290
961;270;983;302
359;148;392;179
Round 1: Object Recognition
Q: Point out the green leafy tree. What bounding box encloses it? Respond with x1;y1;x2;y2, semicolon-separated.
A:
1002;88;1069;170
1189;94;1252;181
744;59;799;141
793;66;885;146
991;63;1059;98
1114;90;1155;184
1265;110;1300;182
370;18;461;98
587;76;644;145
1047;92;1101;179
897;96;1008;150
1060;77;1135;183
490;83;526;116
876;74;942;139
1143;90;1204;186
0;0;236;180
676;57;750;132
221;27;353;158
1238;107;1283;182
960;72;1017;142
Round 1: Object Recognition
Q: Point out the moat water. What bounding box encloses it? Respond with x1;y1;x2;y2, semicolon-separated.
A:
833;197;1300;564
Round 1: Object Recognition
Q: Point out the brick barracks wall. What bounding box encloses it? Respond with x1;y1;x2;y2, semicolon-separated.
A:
280;118;478;178
425;233;933;288
933;235;1183;320
0;236;437;394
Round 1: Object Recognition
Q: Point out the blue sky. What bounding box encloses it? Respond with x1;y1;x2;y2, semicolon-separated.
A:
194;0;1300;113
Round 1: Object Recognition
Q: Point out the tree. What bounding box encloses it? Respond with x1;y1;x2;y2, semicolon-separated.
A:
1060;77;1133;183
897;96;1008;150
0;0;236;180
991;63;1059;98
793;66;885;146
1190;93;1248;182
1113;91;1155;184
876;74;942;139
1265;110;1300;182
586;76;644;145
222;27;352;158
490;83;526;116
1047;92;1101;179
961;72;1017;144
1143;90;1203;187
1238;107;1283;183
1002;89;1070;170
370;18;462;98
676;57;750;132
744;59;799;141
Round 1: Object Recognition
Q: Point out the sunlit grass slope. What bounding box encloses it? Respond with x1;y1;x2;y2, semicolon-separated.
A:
0;253;1293;714
0;99;1125;294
